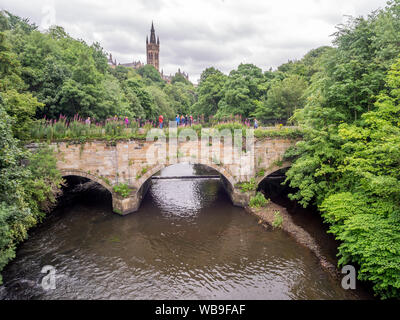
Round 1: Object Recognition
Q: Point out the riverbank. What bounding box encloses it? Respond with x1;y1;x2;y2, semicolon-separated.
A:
245;202;340;280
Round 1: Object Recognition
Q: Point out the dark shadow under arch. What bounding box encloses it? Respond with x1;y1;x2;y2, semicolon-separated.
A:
59;169;113;194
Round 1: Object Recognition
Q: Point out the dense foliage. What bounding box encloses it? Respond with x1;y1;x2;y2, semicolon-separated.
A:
284;1;400;298
192;47;331;124
0;98;63;284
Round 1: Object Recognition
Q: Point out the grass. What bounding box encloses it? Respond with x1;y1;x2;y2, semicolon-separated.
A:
272;210;283;228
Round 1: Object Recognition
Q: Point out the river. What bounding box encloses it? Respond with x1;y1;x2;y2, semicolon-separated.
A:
0;164;367;300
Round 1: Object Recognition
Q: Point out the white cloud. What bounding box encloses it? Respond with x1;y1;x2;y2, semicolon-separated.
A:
0;0;389;83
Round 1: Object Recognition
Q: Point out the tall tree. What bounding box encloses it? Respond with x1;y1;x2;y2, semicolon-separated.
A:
255;74;307;122
191;67;227;119
217;63;266;118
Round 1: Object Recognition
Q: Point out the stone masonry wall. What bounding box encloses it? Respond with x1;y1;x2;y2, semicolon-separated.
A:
52;137;296;214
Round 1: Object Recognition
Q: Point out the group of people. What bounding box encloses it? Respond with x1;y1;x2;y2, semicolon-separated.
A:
153;114;197;129
244;118;258;129
85;115;258;129
175;114;194;127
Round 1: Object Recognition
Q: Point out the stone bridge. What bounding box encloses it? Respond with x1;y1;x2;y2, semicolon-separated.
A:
51;135;296;215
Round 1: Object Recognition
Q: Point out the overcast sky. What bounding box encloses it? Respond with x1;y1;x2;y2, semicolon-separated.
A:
1;0;389;83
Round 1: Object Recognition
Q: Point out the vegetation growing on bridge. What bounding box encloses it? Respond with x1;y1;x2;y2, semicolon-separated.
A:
26;116;303;142
113;183;131;198
236;178;257;193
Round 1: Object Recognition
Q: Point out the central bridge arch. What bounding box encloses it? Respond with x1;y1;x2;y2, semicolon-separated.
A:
130;161;249;215
135;161;236;192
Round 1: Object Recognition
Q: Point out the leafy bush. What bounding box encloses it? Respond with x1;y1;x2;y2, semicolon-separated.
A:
0;104;63;283
249;192;269;208
238;178;256;193
112;183;131;198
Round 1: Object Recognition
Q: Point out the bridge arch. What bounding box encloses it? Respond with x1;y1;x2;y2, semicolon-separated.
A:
132;161;250;210
134;161;237;192
59;169;114;194
255;161;291;189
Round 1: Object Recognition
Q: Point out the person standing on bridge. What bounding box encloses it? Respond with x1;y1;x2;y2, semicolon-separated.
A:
254;118;258;129
159;114;164;129
124;116;129;127
176;114;180;126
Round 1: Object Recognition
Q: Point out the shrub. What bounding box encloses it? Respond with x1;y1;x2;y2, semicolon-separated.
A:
249;192;269;208
254;128;303;139
213;122;245;132
0;107;63;283
238;178;256;193
112;183;131;198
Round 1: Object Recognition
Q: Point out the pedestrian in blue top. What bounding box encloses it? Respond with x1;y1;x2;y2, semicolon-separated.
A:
254;118;258;129
176;114;180;126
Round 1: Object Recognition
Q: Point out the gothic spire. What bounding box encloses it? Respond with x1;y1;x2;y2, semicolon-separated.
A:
150;21;156;43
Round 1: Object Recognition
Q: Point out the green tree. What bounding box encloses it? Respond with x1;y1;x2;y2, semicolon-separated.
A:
0;98;63;283
147;85;175;119
163;81;196;116
320;57;400;299
137;64;163;85
124;76;155;119
284;1;400;298
255;74;307;122
171;72;190;85
285;0;400;207
217;63;266;118
191;67;227;119
0;30;42;138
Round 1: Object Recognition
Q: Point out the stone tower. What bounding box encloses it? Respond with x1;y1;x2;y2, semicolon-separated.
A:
146;22;159;71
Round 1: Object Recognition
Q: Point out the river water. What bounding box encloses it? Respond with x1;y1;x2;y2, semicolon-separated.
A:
0;164;364;300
